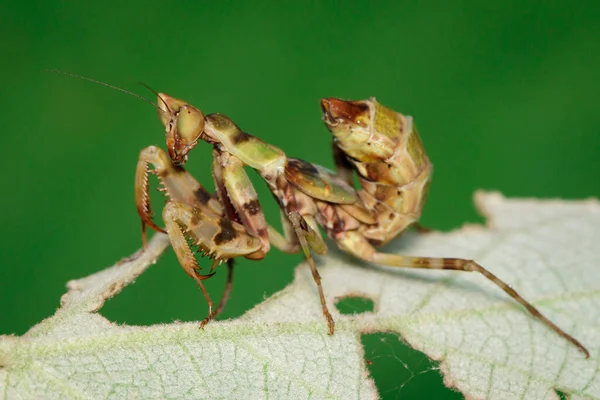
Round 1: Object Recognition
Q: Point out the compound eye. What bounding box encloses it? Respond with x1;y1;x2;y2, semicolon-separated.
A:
177;105;205;144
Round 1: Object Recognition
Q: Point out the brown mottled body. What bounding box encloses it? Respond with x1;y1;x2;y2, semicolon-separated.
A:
138;91;588;358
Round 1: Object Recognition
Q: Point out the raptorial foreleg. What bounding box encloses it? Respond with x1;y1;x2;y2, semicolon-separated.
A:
212;148;270;257
162;201;263;328
135;145;224;247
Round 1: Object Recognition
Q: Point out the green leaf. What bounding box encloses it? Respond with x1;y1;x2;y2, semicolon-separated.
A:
1;192;597;399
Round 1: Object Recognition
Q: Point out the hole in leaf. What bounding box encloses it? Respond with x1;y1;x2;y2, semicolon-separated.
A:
335;295;374;315
362;332;462;399
555;389;571;400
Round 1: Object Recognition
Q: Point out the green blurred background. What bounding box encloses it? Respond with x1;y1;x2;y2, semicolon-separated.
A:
1;1;599;398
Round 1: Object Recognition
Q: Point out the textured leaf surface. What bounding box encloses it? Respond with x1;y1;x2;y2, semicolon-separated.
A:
1;192;598;399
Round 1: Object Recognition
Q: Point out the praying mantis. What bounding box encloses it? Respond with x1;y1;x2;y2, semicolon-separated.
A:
134;91;589;358
45;70;589;358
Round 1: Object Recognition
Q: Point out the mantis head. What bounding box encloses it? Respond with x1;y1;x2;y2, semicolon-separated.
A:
157;93;206;166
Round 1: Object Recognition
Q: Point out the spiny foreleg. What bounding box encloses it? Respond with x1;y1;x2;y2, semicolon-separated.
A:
210;147;272;316
212;147;309;255
135;145;224;247
337;232;590;358
163;201;263;328
211;148;270;257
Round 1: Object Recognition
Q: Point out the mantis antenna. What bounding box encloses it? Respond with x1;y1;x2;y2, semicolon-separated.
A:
44;69;159;110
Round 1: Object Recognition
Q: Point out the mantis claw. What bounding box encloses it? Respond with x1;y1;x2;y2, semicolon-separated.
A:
199;308;216;330
325;311;335;335
195;271;216;280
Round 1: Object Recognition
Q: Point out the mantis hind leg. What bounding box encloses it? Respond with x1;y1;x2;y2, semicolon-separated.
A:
287;211;335;334
337;231;590;358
